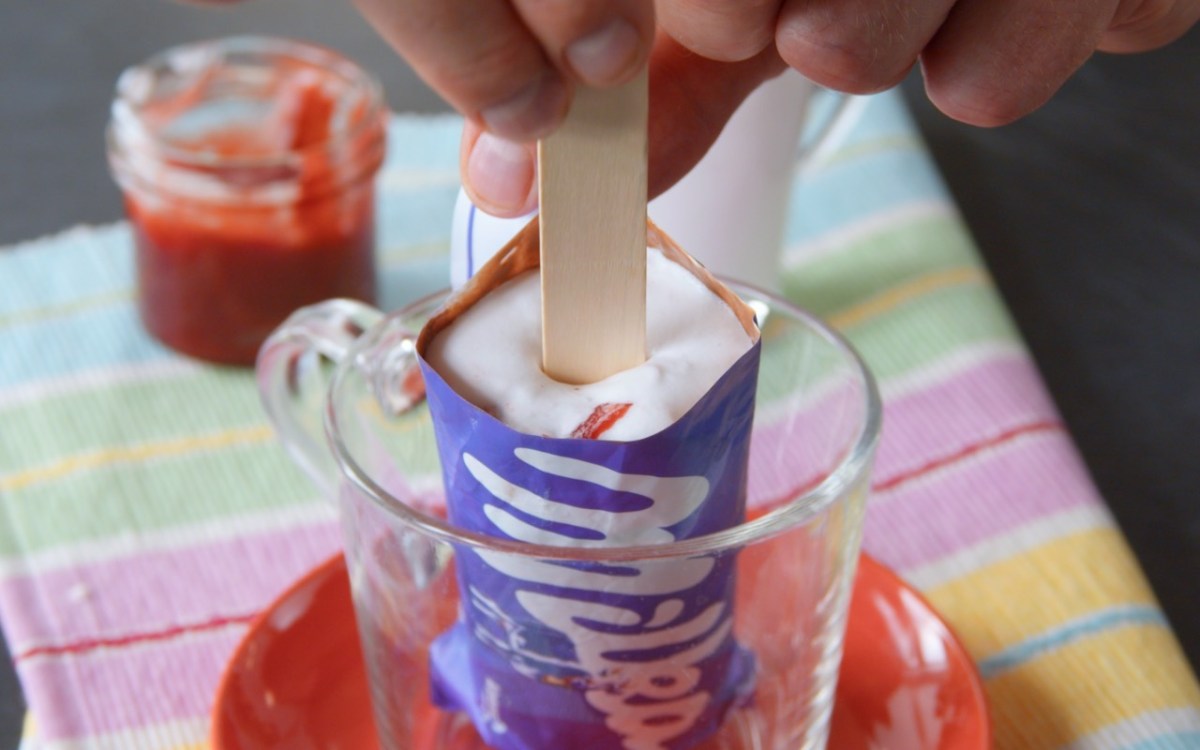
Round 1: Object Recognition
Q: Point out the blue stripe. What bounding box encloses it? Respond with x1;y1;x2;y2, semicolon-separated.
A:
786;148;951;242
0;257;449;389
0;225;134;317
378;256;449;312
382;115;461;171
0;305;173;388
377;186;460;251
979;605;1168;679
833;89;920;146
1123;731;1200;750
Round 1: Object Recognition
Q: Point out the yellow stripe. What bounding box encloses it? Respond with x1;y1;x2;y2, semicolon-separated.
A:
924;527;1158;660
0;288;135;330
821;133;924;168
0;424;274;493
989;624;1200;749
21;711;35;739
826;266;989;330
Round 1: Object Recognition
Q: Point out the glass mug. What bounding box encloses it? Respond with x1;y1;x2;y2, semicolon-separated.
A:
256;281;880;750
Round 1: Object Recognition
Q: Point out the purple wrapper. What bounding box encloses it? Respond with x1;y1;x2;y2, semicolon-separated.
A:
415;219;762;750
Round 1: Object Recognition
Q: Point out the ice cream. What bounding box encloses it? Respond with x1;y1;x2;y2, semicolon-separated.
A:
424;244;754;441
415;218;762;750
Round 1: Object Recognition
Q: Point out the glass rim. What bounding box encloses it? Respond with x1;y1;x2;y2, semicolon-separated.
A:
107;35;387;171
327;280;882;562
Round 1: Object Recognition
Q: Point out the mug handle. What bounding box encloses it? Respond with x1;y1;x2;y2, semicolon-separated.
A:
256;298;384;499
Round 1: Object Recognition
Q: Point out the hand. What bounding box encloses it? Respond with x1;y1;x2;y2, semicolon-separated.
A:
350;0;655;139
351;0;1200;216
657;0;1200;124
456;31;786;217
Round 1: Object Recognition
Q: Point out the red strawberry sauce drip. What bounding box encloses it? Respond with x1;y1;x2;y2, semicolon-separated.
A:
570;403;633;439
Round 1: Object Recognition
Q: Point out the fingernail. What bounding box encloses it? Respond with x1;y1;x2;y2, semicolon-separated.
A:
480;72;567;141
466;132;535;214
565;18;640;86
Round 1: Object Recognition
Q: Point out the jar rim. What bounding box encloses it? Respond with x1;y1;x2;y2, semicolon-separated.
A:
108;35;387;171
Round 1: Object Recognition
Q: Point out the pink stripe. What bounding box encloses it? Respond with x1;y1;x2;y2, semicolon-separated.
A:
20;628;244;739
862;428;1102;571
0;518;340;655
748;353;1061;509
874;354;1061;480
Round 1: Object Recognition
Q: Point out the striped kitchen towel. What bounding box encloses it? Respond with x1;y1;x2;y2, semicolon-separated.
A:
0;90;1197;749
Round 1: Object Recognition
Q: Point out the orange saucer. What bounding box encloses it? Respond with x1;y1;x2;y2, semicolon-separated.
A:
211;553;990;749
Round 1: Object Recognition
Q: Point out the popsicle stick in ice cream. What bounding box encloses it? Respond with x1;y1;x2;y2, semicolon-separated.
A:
538;69;648;384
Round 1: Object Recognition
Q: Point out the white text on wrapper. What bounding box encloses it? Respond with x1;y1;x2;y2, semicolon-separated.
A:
464;448;730;750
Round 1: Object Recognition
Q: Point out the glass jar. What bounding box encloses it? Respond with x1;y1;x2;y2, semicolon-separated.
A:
107;36;387;365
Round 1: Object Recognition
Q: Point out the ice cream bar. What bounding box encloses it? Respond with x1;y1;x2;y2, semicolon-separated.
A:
415;218;762;750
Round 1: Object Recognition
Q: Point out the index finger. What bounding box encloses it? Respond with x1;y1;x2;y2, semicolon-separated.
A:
656;0;784;61
511;0;655;87
921;0;1118;125
352;0;570;140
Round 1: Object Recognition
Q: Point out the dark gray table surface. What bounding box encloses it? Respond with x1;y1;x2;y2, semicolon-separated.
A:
2;2;1198;746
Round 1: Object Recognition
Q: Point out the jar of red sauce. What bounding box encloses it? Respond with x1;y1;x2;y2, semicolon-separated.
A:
107;36;387;365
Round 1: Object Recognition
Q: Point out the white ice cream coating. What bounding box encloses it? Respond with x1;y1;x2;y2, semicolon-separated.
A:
425;248;754;440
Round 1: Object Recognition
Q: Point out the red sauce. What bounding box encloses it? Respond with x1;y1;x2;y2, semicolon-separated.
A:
117;56;385;365
129;189;376;365
570;402;634;439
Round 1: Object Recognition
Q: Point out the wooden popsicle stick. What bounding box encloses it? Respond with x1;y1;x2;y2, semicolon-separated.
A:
538;70;648;385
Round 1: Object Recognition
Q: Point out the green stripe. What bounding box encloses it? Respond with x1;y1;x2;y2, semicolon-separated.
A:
0;369;263;472
0;408;444;557
347;402;443;477
753;280;1018;407
781;214;981;315
843;283;1019;380
0;441;316;555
